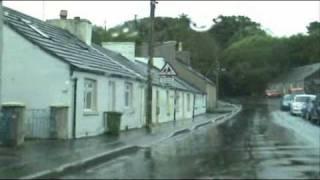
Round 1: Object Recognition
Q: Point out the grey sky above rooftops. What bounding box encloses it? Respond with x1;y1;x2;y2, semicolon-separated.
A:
4;1;320;37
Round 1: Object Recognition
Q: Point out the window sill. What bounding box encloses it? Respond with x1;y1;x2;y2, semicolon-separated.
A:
83;111;99;116
123;107;135;114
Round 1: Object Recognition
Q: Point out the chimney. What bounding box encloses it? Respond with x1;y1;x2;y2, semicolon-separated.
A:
46;11;93;46
60;10;68;19
178;42;183;51
102;42;136;62
74;16;80;21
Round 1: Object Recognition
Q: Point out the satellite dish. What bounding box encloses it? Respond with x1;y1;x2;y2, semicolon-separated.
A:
111;32;119;37
189;20;214;32
122;27;129;33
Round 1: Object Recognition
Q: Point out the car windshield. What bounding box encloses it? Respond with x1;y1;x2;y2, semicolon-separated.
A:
295;96;310;102
284;95;292;100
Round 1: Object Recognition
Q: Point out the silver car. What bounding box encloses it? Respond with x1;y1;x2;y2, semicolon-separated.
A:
290;94;316;116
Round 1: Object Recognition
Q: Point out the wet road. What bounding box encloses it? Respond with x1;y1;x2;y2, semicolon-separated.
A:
59;99;320;179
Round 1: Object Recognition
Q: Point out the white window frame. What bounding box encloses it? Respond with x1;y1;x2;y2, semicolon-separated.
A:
124;82;133;108
84;78;97;112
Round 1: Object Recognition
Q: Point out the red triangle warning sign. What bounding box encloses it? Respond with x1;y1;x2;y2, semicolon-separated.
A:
160;63;177;76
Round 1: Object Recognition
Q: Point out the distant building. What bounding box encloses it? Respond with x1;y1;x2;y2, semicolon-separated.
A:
137;41;217;112
95;42;207;124
268;63;320;95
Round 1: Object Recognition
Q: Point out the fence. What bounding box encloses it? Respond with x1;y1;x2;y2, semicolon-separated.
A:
25;109;54;139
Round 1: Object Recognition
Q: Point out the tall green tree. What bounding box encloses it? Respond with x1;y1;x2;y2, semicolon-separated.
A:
209;15;265;48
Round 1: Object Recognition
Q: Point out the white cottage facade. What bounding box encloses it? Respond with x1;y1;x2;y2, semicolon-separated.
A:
1;7;207;140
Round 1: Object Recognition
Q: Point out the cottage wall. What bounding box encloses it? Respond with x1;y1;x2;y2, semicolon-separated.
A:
2;26;73;138
72;71;145;138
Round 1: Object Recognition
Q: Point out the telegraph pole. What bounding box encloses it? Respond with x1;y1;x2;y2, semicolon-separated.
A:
0;0;3;112
146;0;156;132
215;59;219;108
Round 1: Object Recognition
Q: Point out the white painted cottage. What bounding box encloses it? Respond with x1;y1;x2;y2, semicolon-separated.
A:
95;43;207;121
2;7;149;139
1;7;207;140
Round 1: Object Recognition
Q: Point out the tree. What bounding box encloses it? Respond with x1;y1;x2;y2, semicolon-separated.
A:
221;35;285;96
209;15;265;48
307;21;320;35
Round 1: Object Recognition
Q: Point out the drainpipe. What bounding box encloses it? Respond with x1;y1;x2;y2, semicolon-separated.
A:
192;93;195;122
70;67;78;139
72;77;77;139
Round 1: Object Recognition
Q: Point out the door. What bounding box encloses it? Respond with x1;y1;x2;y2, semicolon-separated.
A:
156;90;160;124
182;93;185;118
140;86;145;127
108;81;116;111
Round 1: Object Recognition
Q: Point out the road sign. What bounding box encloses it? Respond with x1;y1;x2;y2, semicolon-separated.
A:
160;63;176;76
160;76;174;85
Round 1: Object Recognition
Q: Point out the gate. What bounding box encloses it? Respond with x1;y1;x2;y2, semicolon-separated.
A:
25;109;56;139
0;112;10;144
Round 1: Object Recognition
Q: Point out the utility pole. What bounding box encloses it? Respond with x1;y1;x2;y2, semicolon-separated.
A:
215;58;220;108
0;0;3;113
146;0;156;132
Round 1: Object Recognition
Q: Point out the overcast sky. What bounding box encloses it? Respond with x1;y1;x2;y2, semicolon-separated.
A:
3;1;320;37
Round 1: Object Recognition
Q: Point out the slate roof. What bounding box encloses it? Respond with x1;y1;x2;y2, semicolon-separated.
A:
3;6;138;79
176;57;215;85
92;44;146;79
271;63;320;84
92;44;203;93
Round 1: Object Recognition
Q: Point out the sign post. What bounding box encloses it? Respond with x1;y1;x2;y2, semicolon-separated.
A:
159;63;177;122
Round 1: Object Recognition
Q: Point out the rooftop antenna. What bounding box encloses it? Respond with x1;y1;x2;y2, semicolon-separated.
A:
104;19;107;31
42;0;45;20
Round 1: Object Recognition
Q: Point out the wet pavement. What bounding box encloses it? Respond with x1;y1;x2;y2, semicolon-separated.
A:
58;98;320;179
0;111;226;179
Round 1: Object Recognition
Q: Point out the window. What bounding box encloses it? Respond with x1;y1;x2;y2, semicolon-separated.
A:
108;81;116;111
84;79;97;111
187;94;191;112
21;18;50;39
124;82;133;108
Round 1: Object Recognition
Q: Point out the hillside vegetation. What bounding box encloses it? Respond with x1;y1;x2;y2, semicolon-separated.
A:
92;15;320;96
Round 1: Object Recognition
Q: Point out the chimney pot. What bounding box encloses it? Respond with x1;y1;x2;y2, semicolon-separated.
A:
178;42;183;51
60;10;68;19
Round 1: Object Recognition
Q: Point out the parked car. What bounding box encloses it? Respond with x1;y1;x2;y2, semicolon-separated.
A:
306;94;320;124
301;96;317;119
288;87;304;94
265;89;282;98
290;94;316;116
280;94;295;111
